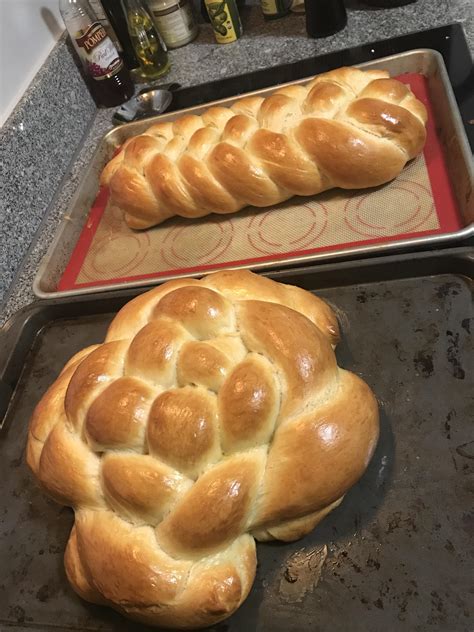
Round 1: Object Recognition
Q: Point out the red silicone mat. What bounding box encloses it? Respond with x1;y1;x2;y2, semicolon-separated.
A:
58;73;461;291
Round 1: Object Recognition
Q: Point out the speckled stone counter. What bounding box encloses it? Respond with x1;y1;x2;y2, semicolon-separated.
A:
0;41;95;303
0;0;472;326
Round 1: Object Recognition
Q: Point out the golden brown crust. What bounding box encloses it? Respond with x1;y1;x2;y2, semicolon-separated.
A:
346;98;426;159
75;510;192;605
101;453;192;524
157;451;266;558
203;269;340;345
304;81;348;116
219;354;279;453
153;285;235;338
85;376;154;451
208;142;282;207
28;366;74;446
64;341;128;432
125;318;191;387
177;340;232;391
178;153;241;215
100;66;427;229
254;370;379;527
296;117;407;188
38;423;104;508
64;526;107;605
147;386;221;478
26;270;379;628
250;129;325;196
123;536;256;629
237;300;338;418
106;278;201;342
252;499;343;542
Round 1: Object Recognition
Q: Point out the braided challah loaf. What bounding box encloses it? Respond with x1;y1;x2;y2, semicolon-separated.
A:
26;270;379;629
101;66;427;229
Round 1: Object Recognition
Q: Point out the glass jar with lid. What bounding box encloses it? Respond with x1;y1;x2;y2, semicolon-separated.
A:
147;0;198;49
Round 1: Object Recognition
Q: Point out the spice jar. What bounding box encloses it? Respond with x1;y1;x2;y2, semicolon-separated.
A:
147;0;198;49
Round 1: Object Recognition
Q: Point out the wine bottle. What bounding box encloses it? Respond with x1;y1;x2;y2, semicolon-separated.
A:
59;0;134;107
100;0;140;70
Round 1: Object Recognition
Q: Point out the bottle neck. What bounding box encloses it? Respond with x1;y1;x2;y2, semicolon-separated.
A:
59;0;96;24
122;0;147;13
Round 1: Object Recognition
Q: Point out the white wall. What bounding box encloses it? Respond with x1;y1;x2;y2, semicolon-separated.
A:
0;0;65;125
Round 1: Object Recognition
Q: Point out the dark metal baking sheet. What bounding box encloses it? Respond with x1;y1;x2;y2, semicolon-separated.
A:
1;249;473;631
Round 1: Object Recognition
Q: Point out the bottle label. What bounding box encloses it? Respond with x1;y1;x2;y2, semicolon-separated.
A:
205;0;241;44
261;0;278;14
75;22;123;80
151;1;196;47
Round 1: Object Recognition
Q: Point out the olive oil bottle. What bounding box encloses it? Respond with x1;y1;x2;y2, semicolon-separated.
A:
121;0;170;80
204;0;242;44
260;0;291;19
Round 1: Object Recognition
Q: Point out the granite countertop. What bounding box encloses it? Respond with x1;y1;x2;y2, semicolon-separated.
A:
0;0;472;327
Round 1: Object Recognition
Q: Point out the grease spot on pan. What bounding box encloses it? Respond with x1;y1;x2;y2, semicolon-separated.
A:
413;350;434;377
279;545;327;603
435;282;461;299
446;330;465;379
461;318;471;334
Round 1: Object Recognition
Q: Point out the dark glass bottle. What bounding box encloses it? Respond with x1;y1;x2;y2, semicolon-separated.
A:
201;0;211;22
100;0;140;70
59;0;134;107
304;0;347;38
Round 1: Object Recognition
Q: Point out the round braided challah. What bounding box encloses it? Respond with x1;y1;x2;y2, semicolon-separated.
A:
101;66;427;229
26;270;379;629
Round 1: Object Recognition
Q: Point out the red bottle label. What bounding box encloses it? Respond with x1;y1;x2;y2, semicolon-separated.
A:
75;22;122;80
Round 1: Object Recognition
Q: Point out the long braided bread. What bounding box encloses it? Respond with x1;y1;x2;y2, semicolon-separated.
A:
101;67;427;229
26;270;379;628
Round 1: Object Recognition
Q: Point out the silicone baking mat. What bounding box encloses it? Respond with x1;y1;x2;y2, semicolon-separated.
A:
58;73;461;291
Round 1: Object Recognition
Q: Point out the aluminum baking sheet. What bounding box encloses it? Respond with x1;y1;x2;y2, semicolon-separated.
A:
2;249;473;631
33;45;474;299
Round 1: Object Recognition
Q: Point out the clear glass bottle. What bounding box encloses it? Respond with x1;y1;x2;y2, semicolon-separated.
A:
121;0;170;80
59;0;134;107
147;0;198;49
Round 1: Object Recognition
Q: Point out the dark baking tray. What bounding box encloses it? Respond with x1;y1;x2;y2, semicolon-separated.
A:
1;249;473;632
